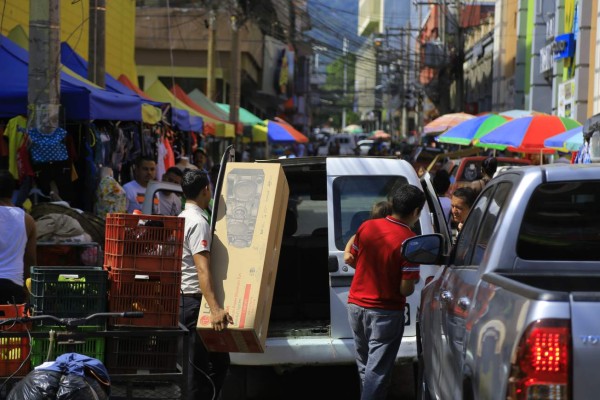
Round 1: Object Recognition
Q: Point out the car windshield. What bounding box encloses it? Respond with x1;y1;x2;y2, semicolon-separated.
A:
332;176;419;250
517;181;600;260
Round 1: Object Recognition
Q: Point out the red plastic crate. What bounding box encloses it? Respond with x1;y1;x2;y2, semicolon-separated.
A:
104;213;184;273
0;304;31;377
108;270;181;329
36;242;102;267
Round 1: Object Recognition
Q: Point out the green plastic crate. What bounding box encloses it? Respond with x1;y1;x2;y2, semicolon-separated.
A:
30;266;108;320
30;326;105;368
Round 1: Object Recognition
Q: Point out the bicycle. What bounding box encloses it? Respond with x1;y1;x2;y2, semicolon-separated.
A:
0;307;143;399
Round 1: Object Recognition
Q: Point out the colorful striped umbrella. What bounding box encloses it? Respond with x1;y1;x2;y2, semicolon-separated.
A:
423;112;475;136
436;114;511;145
543;126;583;152
252;120;308;143
477;115;581;153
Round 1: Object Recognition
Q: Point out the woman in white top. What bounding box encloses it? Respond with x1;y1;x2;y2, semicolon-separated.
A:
0;170;37;304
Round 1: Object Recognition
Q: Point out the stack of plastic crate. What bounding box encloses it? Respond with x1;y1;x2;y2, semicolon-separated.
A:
29;266;108;368
103;213;184;375
0;304;31;381
36;242;103;268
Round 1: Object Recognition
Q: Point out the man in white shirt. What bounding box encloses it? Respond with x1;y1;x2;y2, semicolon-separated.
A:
123;156;157;213
179;169;233;400
158;167;183;216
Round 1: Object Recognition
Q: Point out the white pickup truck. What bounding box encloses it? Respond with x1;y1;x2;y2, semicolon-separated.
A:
143;156;452;398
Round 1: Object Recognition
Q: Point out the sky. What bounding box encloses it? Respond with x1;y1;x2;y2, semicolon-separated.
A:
303;0;364;67
303;0;420;68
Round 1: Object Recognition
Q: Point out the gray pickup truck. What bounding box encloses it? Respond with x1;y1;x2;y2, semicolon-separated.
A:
404;163;600;400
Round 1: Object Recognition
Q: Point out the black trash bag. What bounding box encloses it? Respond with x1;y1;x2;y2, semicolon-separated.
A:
6;371;109;400
55;374;109;400
6;370;62;400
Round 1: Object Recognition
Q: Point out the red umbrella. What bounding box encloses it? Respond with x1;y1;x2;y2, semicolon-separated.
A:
369;130;391;140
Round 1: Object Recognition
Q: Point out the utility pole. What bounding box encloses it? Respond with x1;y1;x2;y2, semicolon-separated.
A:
28;0;60;132
455;0;464;110
206;8;217;100
342;37;348;130
88;0;106;88
229;14;241;149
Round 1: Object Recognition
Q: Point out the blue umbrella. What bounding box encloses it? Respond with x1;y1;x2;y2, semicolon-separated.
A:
544;126;583;152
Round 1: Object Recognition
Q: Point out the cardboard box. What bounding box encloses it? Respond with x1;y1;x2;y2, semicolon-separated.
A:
197;163;289;352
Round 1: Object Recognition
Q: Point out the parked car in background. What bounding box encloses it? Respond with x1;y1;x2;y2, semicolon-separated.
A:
317;133;357;155
448;155;531;194
406;163;600;400
355;139;390;155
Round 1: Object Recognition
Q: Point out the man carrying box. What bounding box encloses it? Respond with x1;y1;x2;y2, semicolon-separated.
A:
179;169;233;400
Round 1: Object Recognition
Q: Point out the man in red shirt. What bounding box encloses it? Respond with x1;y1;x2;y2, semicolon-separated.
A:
346;183;425;400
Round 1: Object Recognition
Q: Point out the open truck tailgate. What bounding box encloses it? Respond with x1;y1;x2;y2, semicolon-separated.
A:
571;292;600;398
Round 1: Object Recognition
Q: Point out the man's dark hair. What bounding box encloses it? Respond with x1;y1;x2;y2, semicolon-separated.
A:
390;184;425;217
453;187;477;209
182;169;210;199
165;166;183;178
482;156;498;177
0;170;16;199
432;169;451;195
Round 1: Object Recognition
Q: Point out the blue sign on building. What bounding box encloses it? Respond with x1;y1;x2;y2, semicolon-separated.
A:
553;33;575;60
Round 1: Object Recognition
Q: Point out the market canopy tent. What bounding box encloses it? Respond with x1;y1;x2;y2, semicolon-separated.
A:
0;35;142;121
170;84;236;137
60;42;164;125
187;88;231;122
216;103;263;126
146;80;212;132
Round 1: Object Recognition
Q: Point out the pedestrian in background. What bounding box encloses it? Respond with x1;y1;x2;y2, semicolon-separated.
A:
346;184;425;399
432;169;452;232
158;166;183;216
451;186;477;234
123;156;157;213
179;169;233;400
0;170;36;304
470;156;497;196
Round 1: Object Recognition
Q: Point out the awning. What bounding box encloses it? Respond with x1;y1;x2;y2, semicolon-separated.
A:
170;84;236;138
216;103;263;126
60;42;163;124
145;80;208;133
0;35;142;121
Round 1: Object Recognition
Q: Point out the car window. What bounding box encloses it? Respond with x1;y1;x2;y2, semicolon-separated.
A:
517;181;600;260
471;182;511;264
453;187;492;266
332;176;414;250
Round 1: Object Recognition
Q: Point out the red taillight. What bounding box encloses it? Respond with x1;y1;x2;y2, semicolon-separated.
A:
508;319;570;400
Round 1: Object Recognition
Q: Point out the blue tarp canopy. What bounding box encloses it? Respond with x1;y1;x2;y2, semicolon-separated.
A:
60;42;165;109
0;36;142;121
60;42;203;130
